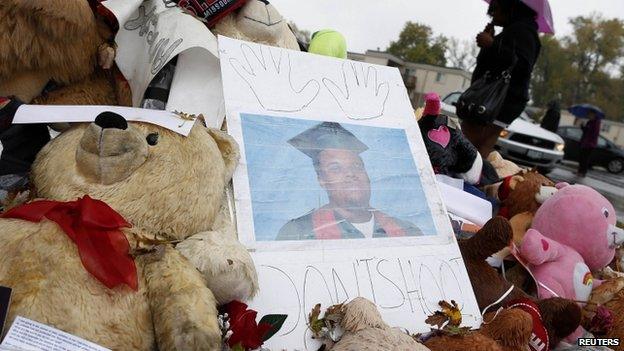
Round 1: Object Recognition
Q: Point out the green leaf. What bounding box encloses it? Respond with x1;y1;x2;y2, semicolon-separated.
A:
259;314;288;341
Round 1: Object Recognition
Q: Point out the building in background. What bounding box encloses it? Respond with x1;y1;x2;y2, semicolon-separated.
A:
348;50;471;109
599;120;624;147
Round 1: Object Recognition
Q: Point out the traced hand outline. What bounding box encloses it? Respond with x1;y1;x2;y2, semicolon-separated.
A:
323;62;390;120
229;44;320;112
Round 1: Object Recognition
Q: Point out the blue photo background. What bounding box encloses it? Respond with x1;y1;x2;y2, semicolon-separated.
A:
241;113;436;241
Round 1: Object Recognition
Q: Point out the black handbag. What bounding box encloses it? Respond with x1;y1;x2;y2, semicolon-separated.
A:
456;58;516;125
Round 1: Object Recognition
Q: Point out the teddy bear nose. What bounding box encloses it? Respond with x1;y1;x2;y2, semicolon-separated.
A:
95;111;128;130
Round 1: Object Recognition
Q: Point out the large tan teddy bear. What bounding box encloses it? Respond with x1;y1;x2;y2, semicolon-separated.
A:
0;112;258;350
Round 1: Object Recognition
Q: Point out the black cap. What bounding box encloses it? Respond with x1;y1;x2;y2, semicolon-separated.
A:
287;122;368;160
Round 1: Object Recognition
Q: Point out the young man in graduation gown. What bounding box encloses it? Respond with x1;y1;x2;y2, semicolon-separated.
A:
276;122;423;241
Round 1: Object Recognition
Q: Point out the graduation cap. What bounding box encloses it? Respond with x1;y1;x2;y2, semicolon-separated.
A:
287;122;368;160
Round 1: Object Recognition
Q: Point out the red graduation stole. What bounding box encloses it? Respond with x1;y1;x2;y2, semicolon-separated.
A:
506;298;549;351
1;196;138;291
312;209;406;240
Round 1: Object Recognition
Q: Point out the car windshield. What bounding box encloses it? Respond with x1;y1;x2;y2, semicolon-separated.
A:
563;127;582;141
518;112;533;122
443;93;461;105
597;137;609;148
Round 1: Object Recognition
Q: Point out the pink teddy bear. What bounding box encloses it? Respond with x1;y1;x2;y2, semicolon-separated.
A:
518;183;624;341
532;183;623;272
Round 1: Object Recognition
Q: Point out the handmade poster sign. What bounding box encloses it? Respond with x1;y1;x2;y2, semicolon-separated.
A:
219;36;481;349
101;0;225;128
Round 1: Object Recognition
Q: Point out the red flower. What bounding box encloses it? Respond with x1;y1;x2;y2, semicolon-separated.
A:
226;301;272;350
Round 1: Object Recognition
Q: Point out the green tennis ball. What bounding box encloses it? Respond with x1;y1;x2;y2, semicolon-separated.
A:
308;29;347;59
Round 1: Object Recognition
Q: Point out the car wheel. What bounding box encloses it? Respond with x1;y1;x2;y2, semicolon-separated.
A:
537;166;553;175
607;158;624;174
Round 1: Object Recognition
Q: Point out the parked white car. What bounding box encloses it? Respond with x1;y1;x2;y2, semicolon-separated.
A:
441;92;565;172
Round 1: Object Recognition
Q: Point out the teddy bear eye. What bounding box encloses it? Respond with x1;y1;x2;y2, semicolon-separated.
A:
602;207;610;218
146;133;159;146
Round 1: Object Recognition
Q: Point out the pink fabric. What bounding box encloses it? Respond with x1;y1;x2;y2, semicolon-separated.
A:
520;0;555;34
519;229;586;299
532;184;617;271
427;126;450;148
423;92;441;116
518;229;592;344
483;0;555;34
515;184;618;345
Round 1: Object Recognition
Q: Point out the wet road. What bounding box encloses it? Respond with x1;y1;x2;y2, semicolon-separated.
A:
547;161;624;222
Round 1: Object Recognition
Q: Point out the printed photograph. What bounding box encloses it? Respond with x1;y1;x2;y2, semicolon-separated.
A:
241;114;436;241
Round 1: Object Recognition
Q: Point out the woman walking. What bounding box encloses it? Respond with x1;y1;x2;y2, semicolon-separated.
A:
461;0;543;158
577;110;601;177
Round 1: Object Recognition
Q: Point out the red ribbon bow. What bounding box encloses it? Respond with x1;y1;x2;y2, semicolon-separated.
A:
2;196;138;291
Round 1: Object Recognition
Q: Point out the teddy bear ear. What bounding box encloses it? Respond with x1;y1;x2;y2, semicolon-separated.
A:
206;128;240;182
509;175;525;190
535;185;558;204
555;182;570;189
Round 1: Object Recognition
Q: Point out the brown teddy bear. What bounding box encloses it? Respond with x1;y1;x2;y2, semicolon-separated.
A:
424;297;582;351
492;169;555;222
0;0;129;106
0;0;131;195
457;216;582;349
483;170;556;290
0;112;258;350
424;307;534;351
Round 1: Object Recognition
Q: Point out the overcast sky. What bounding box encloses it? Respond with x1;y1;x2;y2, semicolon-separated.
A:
271;0;624;54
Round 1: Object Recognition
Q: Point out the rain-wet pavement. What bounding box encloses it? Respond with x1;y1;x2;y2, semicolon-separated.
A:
547;161;624;222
